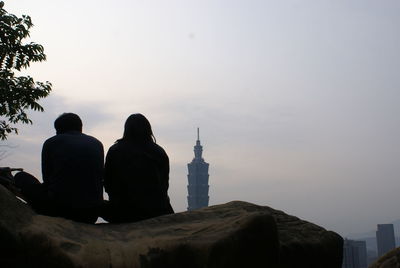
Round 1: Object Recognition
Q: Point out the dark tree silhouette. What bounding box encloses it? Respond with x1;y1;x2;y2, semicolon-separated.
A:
0;1;52;140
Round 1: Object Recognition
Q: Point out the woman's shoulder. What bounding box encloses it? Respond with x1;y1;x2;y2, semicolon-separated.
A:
108;140;167;156
107;142;120;152
150;143;167;155
106;140;130;156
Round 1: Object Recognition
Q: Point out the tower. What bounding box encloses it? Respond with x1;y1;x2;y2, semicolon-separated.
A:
376;224;396;257
187;128;209;211
342;239;367;268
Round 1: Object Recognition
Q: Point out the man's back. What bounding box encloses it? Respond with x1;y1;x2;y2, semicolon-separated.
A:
42;131;104;209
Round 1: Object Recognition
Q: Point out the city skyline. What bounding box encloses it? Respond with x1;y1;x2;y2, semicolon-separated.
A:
2;1;400;236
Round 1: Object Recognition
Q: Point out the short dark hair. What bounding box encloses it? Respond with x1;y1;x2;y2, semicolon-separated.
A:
54;113;82;134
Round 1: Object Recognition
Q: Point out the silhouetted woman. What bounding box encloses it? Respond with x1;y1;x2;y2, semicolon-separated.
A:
103;114;174;223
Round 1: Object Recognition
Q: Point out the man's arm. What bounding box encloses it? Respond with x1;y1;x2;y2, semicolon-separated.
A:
164;154;170;190
41;140;51;185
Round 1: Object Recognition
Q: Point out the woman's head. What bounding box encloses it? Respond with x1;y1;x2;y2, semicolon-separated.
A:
122;113;155;143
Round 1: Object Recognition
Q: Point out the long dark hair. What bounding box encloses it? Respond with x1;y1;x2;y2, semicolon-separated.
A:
119;113;156;144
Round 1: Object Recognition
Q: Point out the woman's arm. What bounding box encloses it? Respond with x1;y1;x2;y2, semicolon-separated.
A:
104;148;115;196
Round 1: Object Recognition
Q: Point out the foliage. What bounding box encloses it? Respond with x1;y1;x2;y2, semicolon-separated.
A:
0;1;52;140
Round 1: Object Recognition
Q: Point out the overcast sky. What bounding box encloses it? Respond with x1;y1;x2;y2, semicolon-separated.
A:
2;0;400;236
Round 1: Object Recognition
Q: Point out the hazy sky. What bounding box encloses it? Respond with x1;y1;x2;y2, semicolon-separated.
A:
2;0;400;236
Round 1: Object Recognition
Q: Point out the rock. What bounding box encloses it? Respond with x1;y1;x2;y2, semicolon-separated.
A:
369;247;400;268
260;205;343;268
0;185;343;267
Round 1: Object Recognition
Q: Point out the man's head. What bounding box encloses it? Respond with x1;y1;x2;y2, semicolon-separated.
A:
54;113;83;134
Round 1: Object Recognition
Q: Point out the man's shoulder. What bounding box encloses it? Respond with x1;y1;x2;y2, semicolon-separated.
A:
81;133;102;143
43;134;59;146
79;133;104;149
44;133;103;147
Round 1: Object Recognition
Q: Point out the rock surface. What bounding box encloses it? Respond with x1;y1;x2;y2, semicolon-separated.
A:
0;185;343;267
369;247;400;268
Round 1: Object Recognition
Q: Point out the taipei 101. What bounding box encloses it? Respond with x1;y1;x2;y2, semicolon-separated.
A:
187;128;210;211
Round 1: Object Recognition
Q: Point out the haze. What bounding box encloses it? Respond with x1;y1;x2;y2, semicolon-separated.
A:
3;0;400;237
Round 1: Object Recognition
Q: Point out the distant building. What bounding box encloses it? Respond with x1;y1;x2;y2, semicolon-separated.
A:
187;128;209;211
342;239;367;268
366;249;377;267
376;224;396;257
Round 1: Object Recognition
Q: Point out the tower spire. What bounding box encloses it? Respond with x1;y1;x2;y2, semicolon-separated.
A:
187;128;210;211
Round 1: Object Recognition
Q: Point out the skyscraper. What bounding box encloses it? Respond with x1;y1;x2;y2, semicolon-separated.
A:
376;224;396;257
342;239;367;268
187;128;209;211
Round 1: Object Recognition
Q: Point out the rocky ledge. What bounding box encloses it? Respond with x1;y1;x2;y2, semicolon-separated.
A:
0;185;343;267
369;247;400;268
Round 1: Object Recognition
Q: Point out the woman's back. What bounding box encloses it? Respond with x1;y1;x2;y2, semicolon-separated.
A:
103;113;174;223
104;140;173;222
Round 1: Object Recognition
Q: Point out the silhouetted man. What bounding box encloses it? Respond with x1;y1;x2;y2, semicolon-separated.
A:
14;113;104;223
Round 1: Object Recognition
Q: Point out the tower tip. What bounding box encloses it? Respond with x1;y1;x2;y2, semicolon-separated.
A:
197;127;200;141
